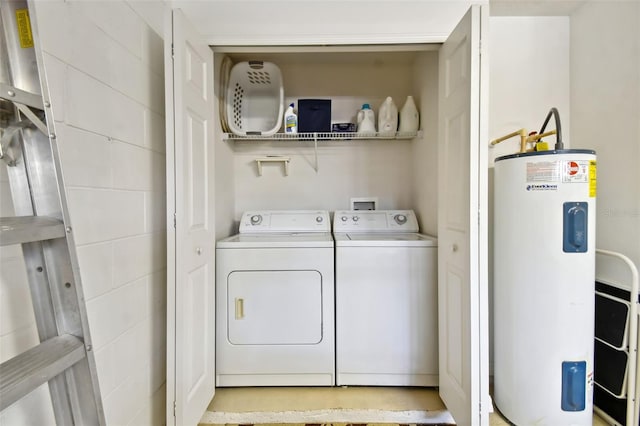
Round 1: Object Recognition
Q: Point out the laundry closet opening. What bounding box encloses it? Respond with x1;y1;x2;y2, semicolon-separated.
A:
167;5;488;422
208;45;445;421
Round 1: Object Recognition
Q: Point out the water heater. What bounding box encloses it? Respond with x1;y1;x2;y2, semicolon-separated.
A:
494;149;597;425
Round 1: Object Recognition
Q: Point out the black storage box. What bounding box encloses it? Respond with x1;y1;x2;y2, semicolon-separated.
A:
298;99;331;133
332;123;356;133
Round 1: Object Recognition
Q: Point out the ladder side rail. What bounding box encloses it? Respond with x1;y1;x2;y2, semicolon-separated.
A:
20;239;76;425
1;64;79;426
2;107;78;422
1;1;105;424
19;127;63;218
26;2;105;423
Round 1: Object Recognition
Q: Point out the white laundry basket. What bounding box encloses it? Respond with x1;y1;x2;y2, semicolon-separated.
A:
226;61;284;136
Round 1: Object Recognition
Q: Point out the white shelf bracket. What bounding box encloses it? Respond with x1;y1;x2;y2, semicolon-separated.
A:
314;134;318;173
255;156;290;176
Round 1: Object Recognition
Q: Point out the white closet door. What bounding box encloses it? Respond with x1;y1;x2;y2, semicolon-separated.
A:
438;5;490;426
165;9;216;426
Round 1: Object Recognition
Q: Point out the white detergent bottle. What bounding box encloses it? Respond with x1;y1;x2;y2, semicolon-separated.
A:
356;103;376;134
378;96;398;137
398;95;419;133
284;103;297;133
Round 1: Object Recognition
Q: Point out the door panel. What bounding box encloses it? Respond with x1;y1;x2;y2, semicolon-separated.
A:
445;111;468;231
445;267;465;389
227;270;322;345
186;264;209;396
166;8;216;426
187;111;207;228
438;5;489;426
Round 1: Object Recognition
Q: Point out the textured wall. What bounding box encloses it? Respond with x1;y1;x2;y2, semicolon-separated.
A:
0;1;167;424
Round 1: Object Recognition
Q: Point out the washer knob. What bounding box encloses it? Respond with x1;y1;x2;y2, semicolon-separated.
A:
341;216;348;222
352;216;359;222
250;214;262;225
316;216;323;223
394;214;407;225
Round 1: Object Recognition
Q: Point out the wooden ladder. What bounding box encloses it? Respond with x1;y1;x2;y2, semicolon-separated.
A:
0;2;105;424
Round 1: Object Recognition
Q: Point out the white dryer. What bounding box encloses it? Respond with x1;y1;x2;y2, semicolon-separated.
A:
333;210;438;386
216;210;335;386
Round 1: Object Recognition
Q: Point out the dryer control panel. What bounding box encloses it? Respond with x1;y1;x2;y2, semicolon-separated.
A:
239;210;331;233
333;210;419;232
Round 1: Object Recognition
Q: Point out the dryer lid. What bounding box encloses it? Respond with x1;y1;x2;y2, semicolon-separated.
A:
218;232;334;248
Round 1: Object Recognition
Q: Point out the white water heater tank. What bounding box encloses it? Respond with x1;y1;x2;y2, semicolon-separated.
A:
494;150;597;425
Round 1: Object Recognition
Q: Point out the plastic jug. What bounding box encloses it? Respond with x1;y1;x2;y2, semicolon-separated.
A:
398;96;419;133
378;96;398;136
357;104;376;133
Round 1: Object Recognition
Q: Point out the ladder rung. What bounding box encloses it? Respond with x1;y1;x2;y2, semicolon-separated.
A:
0;216;66;246
0;334;86;411
0;82;44;110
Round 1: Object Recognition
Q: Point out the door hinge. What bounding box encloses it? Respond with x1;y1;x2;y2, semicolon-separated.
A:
173;400;177;417
173;213;176;229
171;43;175;60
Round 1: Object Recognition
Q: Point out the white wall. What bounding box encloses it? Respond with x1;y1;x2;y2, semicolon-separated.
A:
216;50;437;234
412;52;440;236
489;16;571;163
488;15;571;374
169;0;483;45
570;1;640;277
0;1;168;425
214;54;238;239
231;141;416;216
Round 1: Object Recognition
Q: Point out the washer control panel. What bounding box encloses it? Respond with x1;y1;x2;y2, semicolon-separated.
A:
239;210;331;233
333;210;419;232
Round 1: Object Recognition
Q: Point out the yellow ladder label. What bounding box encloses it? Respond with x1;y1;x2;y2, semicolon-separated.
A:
15;9;34;48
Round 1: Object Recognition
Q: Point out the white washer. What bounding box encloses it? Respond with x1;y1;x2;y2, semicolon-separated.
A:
334;210;438;386
216;210;335;386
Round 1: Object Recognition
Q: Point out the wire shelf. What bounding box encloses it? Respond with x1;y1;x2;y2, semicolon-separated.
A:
223;130;421;142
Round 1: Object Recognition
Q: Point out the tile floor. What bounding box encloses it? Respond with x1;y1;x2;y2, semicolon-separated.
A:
489;405;610;425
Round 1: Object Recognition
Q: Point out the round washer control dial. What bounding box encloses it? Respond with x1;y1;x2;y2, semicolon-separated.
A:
394;214;407;225
341;216;348;222
352;216;359;222
250;214;262;225
316;216;324;223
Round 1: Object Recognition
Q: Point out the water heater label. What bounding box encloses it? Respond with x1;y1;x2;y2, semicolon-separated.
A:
589;161;597;197
563;160;590;183
526;161;561;182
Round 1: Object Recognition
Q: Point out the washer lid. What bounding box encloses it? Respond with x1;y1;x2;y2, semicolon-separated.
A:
217;232;334;248
334;232;437;247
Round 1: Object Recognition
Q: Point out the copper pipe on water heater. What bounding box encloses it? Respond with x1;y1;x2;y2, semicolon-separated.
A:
490;107;563;153
490;128;527;150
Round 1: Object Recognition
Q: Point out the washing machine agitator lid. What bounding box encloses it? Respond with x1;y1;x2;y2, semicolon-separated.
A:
333;232;437;247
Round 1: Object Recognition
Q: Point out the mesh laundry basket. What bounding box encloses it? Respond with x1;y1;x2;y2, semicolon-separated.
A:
226;61;284;136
